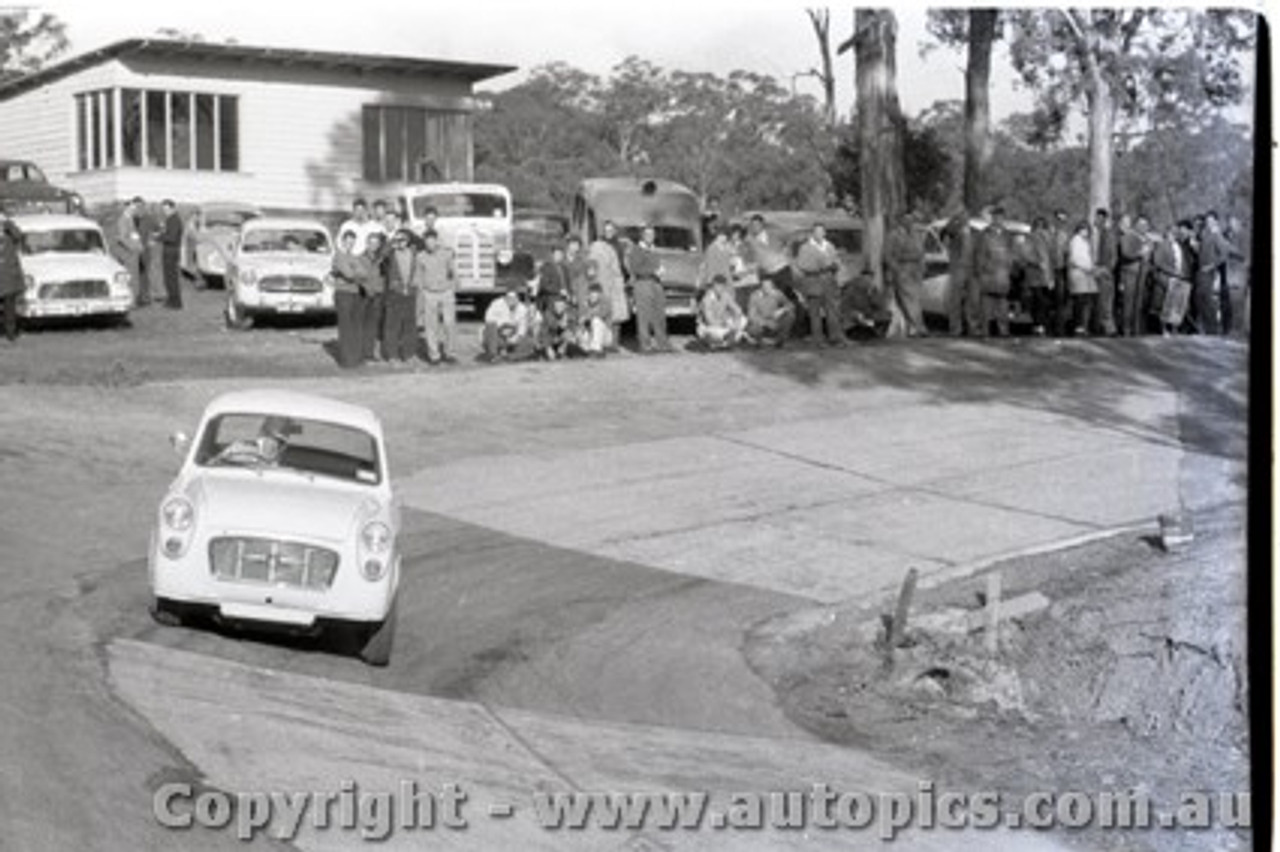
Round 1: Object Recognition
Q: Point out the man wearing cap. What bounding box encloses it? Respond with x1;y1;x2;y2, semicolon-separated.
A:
627;225;671;353
482;287;535;362
111;197;145;307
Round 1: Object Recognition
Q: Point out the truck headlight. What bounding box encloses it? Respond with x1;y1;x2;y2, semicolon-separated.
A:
162;497;194;531
497;250;513;265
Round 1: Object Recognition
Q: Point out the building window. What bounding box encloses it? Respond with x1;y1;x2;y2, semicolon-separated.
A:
76;88;240;172
361;104;471;183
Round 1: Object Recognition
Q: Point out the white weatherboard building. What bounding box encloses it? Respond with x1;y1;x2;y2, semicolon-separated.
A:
0;38;513;216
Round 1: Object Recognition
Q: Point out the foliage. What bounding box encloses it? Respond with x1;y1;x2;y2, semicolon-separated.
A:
1002;9;1256;142
829;114;954;217
0;11;68;83
474;59;831;213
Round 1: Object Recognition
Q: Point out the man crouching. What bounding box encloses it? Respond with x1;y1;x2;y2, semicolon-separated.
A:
482;287;536;362
696;275;747;350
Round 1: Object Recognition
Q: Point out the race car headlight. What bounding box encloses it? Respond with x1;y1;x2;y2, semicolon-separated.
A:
162;497;194;531
360;521;391;555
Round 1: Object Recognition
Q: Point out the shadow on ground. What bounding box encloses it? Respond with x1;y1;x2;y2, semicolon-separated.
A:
731;336;1248;462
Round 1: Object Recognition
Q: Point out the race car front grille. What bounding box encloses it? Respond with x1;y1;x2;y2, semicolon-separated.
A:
259;275;324;294
39;279;109;300
209;536;338;590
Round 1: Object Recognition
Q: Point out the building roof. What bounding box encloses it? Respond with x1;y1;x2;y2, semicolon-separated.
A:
0;38;516;102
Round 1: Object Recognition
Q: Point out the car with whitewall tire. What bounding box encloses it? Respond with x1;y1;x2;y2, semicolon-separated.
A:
148;390;401;666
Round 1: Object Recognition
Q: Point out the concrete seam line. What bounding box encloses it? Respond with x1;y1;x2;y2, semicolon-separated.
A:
479;702;585;794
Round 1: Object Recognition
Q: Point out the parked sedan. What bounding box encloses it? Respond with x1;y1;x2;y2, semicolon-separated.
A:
12;214;133;321
224;217;335;329
148;389;401;665
182;201;261;288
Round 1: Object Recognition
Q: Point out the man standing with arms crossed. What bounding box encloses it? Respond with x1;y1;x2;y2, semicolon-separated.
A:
418;229;457;364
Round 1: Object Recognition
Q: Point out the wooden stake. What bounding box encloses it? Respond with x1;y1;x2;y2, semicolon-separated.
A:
889;567;918;649
985;572;1002;654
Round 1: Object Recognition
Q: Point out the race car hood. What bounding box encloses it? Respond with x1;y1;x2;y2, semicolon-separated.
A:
188;473;378;545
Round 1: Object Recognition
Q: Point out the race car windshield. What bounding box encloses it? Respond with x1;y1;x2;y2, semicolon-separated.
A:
241;229;331;254
196;413;381;485
411;193;508;219
21;229;106;255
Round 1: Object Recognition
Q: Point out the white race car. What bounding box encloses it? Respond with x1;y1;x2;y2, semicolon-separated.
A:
148;390;401;666
224;217;335;329
13;214;133;320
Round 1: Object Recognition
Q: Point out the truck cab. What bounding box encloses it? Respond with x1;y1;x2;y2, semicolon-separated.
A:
569;178;703;317
396;183;514;303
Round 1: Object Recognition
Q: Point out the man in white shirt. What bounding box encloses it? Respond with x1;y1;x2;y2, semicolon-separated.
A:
337;198;383;255
481;288;536;362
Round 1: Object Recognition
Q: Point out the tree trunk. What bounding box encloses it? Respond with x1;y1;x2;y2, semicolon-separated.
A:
855;9;905;298
808;9;838;126
963;9;997;214
1085;61;1115;217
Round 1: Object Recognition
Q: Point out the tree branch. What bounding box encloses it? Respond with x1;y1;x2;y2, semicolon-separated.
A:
1120;8;1147;53
1060;8;1088;44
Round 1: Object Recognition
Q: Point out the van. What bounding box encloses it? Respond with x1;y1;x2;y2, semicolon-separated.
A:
569;178;702;317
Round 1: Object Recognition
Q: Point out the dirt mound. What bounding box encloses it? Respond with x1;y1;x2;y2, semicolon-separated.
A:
746;504;1250;851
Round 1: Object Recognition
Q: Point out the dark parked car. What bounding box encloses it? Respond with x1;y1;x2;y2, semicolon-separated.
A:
0;160;81;215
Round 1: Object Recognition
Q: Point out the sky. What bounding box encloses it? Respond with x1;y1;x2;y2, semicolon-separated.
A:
35;0;1039;122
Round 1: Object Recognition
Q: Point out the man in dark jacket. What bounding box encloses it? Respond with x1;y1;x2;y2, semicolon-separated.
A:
0;217;22;341
1091;208;1118;335
972;207;1012;337
159;199;184;309
627;225;671;352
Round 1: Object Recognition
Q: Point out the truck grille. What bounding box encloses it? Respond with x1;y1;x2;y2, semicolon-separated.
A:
39;279;108;299
259;275;324;294
453;231;496;286
209;536;339;590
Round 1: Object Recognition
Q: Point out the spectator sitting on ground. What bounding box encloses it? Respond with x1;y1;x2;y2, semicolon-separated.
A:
482;287;536;362
537;292;577;360
696;275;747;350
577;283;613;357
746;274;797;348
